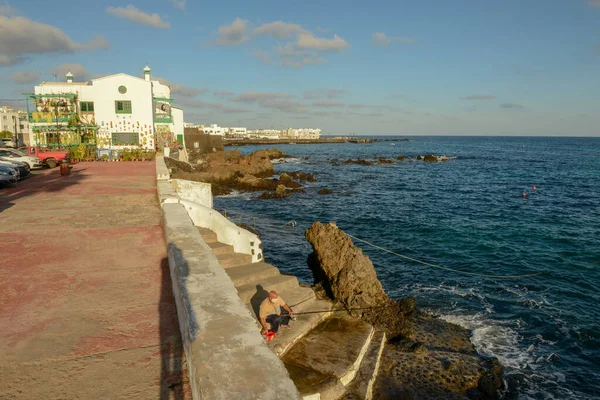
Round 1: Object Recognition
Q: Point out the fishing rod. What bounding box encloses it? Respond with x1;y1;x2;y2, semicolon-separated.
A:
291;304;394;316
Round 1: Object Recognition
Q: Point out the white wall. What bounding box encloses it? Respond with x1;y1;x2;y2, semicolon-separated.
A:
93;74;155;150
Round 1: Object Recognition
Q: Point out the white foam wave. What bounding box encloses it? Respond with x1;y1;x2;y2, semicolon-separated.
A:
272;157;306;164
438;313;531;370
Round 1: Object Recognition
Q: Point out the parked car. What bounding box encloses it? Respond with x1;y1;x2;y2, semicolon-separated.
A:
0;159;30;178
18;146;69;168
0;138;16;148
0;148;44;169
0;163;20;185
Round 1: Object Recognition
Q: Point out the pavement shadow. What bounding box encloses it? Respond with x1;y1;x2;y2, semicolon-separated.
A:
249;284;269;319
159;257;188;399
0;167;89;214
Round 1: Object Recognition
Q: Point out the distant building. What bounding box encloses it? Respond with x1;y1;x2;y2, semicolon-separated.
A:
0;106;29;146
23;65;184;149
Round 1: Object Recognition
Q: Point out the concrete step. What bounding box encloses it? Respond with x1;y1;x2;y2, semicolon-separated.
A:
346;331;386;400
268;296;333;357
225;262;281;288
237;274;300;304
208;241;235;255
282;316;375;400
197;227;218;243
216;252;253;269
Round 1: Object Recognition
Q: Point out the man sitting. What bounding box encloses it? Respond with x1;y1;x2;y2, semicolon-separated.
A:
259;290;293;336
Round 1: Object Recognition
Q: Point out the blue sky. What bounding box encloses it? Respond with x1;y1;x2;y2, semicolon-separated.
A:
1;0;599;136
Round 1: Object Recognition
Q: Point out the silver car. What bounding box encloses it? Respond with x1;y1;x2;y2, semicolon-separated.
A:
0;148;43;169
0;164;19;185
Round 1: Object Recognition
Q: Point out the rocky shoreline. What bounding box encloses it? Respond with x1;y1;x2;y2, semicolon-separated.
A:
306;222;504;399
166;147;503;397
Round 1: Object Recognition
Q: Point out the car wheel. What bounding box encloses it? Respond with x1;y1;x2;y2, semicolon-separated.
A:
46;159;58;168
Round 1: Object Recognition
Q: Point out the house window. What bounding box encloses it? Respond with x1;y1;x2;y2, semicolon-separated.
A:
111;132;139;146
115;100;132;114
80;101;94;112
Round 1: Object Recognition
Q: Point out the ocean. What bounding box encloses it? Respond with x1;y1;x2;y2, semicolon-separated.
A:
214;136;600;399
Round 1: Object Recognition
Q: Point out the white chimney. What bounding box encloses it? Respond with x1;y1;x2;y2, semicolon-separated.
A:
143;65;151;82
66;71;73;83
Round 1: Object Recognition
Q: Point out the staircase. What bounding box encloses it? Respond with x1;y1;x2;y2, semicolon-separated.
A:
198;227;385;399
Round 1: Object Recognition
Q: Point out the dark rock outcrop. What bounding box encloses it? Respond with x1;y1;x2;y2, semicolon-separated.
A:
396;156;405;161
278;173;302;188
235;174;278;191
305;222;414;339
342;158;375;166
318;188;332;195
258;184;290;199
378;157;396;165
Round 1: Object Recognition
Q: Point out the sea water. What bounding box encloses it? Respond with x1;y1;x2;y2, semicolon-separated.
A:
214;136;600;399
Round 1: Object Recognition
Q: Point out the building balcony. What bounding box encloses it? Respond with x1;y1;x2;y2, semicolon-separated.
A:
29;111;75;123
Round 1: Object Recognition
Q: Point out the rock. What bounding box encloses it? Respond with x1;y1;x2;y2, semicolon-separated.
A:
211;185;232;196
318;188;333;195
409;342;427;354
422;154;449;162
342;158;375;166
477;358;504;399
235;174;278;191
264;148;290;160
397;156;405;161
305;222;414;339
171;148;275;185
378;157;396;165
299;172;317;182
258;184;290;199
278;173;302;188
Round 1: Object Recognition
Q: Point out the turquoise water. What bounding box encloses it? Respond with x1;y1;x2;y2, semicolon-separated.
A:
214;136;600;399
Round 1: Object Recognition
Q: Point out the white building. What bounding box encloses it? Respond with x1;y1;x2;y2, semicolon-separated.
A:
290;128;321;139
0;106;30;146
24;65;184;150
227;127;247;137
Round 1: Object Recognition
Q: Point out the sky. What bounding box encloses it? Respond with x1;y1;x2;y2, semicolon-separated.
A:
1;0;599;136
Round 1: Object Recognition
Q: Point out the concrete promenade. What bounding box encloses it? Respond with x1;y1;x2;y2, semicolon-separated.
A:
0;163;191;399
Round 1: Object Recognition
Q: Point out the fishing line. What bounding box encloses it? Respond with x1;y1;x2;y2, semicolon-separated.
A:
220;211;545;279
346;233;545;279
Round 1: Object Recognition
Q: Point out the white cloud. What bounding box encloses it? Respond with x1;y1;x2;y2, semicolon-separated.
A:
171;0;185;10
50;63;91;81
106;5;170;28
296;33;348;52
177;97;250;114
0;2;15;15
276;43;325;68
587;0;600;8
230;92;294;103
254;21;308;39
214;90;234;97
372;32;414;47
312;101;345;108
155;76;208;97
0;15;108;66
251;49;271;64
215;18;249;46
11;70;39;84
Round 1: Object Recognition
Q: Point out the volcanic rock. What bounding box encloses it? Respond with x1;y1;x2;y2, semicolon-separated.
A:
396;156;405;161
278;173;302;188
422;154;449;162
235;174;278;191
258;184;290;199
318;188;333;195
378;157;396;165
342;158;375;166
305;222;414;338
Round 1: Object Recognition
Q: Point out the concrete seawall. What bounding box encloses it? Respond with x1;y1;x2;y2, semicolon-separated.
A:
155;157;300;399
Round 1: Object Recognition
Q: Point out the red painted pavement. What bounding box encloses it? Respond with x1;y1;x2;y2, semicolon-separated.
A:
0;162;192;400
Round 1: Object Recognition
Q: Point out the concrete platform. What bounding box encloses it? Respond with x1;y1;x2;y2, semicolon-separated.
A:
0;162;191;400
